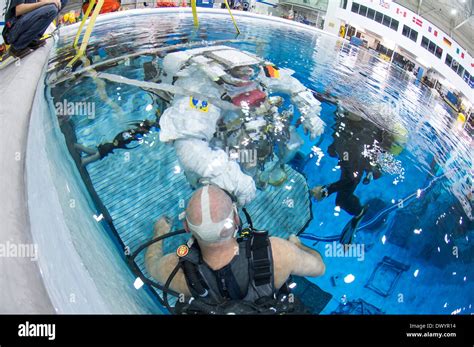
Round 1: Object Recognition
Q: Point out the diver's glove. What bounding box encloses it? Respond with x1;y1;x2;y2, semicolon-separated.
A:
301;114;325;140
235;176;257;206
292;90;325;140
363;172;373;185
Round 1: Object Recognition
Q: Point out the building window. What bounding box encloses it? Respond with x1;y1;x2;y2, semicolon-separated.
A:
375;11;383;23
340;0;348;9
452;60;459;73
390;19;399;31
446;55;472;88
377;43;393;57
349;4;399;31
421;36;429;49
421;36;443;59
367;8;375;20
428;41;436;53
463;71;470;84
402;25;409;37
445;54;453;67
402;25;418;41
351;2;360;13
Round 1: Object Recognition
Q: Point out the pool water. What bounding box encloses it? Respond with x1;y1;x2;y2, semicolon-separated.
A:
46;10;473;314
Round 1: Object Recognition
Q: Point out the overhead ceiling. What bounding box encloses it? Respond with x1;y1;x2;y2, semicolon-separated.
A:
393;0;474;57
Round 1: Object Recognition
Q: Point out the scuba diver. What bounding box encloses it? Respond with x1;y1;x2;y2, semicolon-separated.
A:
74;119;158;166
144;185;326;315
157;45;325;206
310;107;407;244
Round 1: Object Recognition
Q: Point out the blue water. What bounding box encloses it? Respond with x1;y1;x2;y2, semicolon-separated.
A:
47;11;473;314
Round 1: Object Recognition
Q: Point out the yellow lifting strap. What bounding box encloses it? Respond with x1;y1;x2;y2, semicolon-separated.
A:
65;0;239;71
66;0;104;70
191;0;240;35
223;0;240;35
191;0;199;27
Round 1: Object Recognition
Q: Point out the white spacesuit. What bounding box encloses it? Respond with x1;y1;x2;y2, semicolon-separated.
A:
158;46;324;205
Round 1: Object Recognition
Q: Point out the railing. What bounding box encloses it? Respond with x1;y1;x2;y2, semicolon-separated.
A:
279;0;328;12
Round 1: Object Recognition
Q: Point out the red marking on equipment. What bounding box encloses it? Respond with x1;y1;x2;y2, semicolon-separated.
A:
232;89;267;107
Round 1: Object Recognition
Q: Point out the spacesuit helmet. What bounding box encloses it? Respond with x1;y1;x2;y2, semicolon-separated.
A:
229;65;258;80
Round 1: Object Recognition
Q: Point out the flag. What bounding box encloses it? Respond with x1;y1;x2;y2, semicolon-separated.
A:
412;16;422;27
443;37;452;47
264;65;280;78
461;52;464;59
434;30;438;37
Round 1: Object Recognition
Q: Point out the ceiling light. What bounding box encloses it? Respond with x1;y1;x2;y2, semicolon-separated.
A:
450;9;457;15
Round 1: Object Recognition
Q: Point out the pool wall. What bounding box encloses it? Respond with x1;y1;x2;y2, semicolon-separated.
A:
26;43;161;314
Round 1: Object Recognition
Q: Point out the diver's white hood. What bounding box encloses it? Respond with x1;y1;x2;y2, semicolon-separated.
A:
186;185;237;243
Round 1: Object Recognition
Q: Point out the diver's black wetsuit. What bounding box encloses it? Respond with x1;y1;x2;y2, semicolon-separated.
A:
325;115;383;216
97;121;157;159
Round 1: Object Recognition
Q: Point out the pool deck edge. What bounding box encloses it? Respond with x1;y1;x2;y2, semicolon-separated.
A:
0;36;55;313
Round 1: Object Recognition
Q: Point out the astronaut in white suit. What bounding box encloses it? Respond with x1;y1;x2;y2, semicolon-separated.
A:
158;46;324;206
